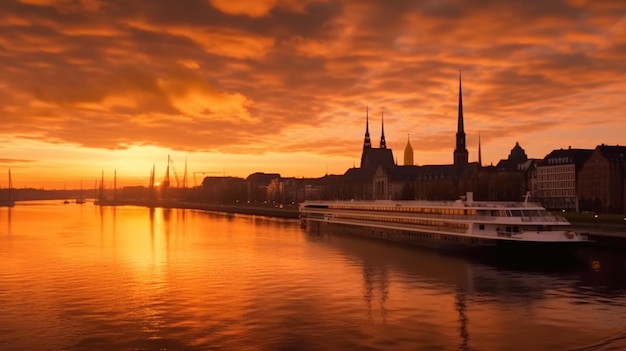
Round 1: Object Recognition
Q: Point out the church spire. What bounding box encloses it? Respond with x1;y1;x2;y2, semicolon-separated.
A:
454;71;468;168
380;110;387;149
478;132;482;167
457;72;464;134
363;106;371;149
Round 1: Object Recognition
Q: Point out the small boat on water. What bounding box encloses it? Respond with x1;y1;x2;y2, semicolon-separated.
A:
75;180;86;204
299;192;588;258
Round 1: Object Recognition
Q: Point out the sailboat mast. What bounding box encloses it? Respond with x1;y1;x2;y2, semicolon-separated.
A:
149;164;155;189
113;169;117;202
99;170;104;201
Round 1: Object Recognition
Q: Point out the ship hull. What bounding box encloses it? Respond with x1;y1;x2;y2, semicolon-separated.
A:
304;220;588;266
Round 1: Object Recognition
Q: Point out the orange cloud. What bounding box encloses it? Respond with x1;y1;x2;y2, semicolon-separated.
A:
126;20;275;59
1;0;626;186
157;77;255;122
208;0;278;17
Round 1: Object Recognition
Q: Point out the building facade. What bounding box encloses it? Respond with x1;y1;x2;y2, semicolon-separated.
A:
578;145;626;214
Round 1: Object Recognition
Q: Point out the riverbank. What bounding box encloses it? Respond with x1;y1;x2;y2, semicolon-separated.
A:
173;202;300;219
90;200;626;246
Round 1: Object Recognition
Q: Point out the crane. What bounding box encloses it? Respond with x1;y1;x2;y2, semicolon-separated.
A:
161;155;191;188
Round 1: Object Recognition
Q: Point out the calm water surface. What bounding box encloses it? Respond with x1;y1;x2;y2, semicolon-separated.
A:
1;201;626;351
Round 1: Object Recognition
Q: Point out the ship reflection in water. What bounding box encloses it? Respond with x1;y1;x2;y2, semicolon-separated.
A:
306;231;626;351
0;202;625;351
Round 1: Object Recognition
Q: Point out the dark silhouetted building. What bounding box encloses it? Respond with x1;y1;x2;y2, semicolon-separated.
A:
578;144;626;214
246;172;280;203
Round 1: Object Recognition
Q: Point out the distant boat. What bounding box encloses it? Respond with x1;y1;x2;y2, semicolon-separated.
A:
94;169;121;206
63;200;71;204
0;169;15;207
75;180;86;204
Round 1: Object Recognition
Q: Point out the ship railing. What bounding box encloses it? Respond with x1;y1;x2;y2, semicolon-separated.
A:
302;208;498;222
335;217;469;234
496;230;524;238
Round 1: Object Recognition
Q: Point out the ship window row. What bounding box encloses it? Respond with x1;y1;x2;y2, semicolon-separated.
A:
477;209;547;217
329;205;476;216
403;231;467;243
305;213;325;219
335;213;469;231
405;232;484;245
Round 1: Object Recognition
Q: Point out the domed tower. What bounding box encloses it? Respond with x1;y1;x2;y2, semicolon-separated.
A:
508;142;528;162
404;134;414;166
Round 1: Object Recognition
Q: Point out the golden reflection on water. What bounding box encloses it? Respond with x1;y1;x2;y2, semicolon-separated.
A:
1;202;626;350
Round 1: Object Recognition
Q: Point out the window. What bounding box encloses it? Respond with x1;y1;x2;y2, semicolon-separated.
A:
479;224;485;230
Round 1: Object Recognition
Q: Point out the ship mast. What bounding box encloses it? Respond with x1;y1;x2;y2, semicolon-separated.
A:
8;169;12;203
149;164;155;189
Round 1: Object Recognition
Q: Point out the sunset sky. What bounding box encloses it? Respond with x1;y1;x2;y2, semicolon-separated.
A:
1;0;625;189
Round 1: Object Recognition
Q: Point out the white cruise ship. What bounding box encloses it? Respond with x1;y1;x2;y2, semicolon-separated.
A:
298;192;589;254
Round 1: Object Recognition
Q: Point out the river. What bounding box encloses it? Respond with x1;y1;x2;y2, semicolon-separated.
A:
1;201;625;351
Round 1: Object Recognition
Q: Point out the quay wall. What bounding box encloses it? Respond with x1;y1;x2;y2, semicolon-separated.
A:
173;202;300;219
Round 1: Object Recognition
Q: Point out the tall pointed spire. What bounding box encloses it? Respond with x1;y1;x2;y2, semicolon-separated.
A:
363;106;371;149
380;110;387;149
454;71;469;168
457;71;464;134
361;106;372;168
478;132;482;167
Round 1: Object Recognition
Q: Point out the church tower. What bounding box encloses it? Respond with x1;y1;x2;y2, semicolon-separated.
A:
379;111;387;149
404;134;414;166
453;72;469;168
